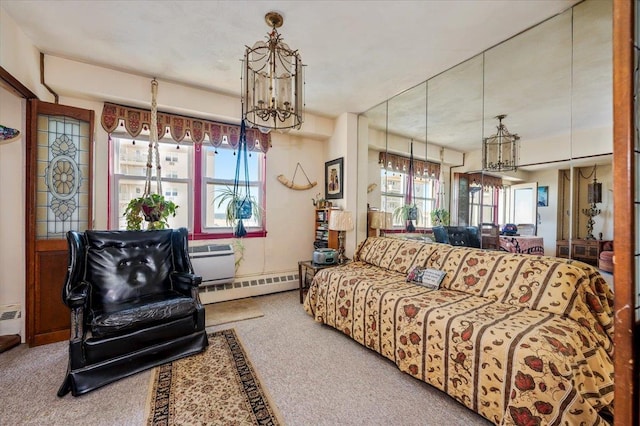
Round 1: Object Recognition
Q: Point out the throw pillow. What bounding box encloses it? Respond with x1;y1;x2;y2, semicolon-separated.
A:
406;266;446;290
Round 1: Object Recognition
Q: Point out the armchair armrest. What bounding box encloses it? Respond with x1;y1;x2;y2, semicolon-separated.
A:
171;272;202;296
67;281;90;308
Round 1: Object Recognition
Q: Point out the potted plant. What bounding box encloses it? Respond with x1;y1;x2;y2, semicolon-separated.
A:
213;186;263;237
124;193;178;230
393;203;421;232
430;208;450;226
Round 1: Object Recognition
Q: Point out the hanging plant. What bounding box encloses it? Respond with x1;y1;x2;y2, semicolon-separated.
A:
393;204;421;230
123;79;179;231
124;193;178;230
211;120;263;238
395;140;420;232
213;186;262;234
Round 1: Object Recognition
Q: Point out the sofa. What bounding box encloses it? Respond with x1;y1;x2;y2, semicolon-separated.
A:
304;236;614;425
57;228;209;397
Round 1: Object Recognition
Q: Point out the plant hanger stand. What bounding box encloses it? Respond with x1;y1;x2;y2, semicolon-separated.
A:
123;79;177;230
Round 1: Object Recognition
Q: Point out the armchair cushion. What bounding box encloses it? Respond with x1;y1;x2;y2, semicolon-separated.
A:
90;291;197;338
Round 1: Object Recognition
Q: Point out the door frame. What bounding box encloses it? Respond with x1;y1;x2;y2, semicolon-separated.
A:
25;99;94;346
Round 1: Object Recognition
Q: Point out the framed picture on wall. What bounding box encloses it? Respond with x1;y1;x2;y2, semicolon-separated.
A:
325;157;343;200
537;186;549;207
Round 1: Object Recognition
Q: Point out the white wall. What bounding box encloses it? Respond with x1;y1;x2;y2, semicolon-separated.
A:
527;168;562;255
326;113;359;257
0;86;26;337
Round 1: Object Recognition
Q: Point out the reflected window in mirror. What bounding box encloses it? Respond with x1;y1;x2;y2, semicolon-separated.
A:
469;185;506;227
380;169;438;228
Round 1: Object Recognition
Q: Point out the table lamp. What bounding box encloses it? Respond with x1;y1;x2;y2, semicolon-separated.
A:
329;210;354;264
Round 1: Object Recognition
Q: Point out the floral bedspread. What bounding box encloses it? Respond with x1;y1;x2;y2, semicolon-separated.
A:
304;237;614;425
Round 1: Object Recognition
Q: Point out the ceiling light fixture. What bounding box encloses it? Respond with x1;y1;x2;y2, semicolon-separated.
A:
482;114;519;172
242;11;304;133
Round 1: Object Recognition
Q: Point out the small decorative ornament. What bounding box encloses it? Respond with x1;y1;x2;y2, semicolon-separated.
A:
0;125;20;144
277;162;317;190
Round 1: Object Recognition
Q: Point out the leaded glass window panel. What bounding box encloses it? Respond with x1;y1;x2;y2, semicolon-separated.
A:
36;114;91;239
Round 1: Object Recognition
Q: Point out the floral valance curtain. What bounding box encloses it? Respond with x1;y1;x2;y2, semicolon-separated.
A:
378;151;441;179
101;102;271;153
467;172;504;189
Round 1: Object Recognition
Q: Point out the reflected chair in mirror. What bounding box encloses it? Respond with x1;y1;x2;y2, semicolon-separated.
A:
432;226;450;244
517;223;536;236
480;223;500;250
465;226;481;248
433;226;480;248
57;228;209;397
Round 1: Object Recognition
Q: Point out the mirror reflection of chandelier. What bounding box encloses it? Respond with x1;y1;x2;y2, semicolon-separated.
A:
482;114;519;172
242;12;304;133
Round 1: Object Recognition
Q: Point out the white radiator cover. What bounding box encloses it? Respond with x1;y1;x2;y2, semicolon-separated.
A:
189;244;235;286
198;270;299;304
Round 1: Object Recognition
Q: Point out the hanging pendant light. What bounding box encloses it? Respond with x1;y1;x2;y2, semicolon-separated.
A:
482;114;519;172
242;12;304;133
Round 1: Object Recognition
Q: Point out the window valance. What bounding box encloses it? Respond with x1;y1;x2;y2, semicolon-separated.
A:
467;173;504;189
101;102;271;153
379;151;440;179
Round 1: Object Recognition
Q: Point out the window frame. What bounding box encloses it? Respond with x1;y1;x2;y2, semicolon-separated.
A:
109;135;267;239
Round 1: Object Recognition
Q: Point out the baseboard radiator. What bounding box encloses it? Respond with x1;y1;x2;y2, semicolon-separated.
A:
198;270;299;304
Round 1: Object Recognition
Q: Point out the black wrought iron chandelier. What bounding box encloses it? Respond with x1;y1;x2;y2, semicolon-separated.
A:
482;114;519;172
242;12;304;133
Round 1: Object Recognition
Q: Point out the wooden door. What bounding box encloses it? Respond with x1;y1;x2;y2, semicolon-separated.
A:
26;100;93;347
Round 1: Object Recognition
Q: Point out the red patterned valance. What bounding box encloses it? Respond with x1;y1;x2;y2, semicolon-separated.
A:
467;173;504;189
378;151;441;179
101;102;270;153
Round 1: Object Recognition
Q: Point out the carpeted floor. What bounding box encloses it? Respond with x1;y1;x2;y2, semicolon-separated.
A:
204;297;264;327
0;290;491;425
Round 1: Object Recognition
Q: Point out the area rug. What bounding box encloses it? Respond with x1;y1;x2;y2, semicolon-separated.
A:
204;297;264;327
145;329;282;425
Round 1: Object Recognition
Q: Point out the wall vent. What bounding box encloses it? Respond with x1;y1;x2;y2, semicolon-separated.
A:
0;305;20;322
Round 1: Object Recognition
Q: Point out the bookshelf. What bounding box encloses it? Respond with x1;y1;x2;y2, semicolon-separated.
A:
314;208;338;249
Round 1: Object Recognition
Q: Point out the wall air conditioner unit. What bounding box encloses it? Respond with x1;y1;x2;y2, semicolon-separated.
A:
188;244;235;286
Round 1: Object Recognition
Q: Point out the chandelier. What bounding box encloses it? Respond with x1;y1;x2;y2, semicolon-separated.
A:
242;12;304;133
482;114;519;172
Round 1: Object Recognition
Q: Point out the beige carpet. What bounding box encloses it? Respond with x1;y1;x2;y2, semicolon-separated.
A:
145;329;282;425
205;297;264;327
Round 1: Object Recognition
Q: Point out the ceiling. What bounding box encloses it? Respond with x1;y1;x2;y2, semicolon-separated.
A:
1;0;579;119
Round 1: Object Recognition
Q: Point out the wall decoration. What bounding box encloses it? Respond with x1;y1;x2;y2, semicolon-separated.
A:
325;157;343;200
537;186;549;207
277;162;317;190
0;125;20;144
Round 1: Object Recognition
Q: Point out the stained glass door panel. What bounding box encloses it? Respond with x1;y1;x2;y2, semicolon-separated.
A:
26;100;93;346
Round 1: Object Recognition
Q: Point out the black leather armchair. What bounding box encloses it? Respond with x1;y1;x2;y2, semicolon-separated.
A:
57;228;208;397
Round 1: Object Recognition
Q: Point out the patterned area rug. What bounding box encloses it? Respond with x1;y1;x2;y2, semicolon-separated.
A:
145;329;282;425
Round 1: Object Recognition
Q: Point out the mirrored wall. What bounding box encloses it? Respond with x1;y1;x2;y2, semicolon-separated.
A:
358;0;613;265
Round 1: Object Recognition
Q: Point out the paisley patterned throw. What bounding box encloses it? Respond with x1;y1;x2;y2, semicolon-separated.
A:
304;237;614;426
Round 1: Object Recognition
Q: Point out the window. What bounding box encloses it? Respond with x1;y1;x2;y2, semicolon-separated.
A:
380;169;438;227
110;136;266;238
468;185;508;227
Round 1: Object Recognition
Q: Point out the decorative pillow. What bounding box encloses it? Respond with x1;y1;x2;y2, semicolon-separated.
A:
406;266;446;290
